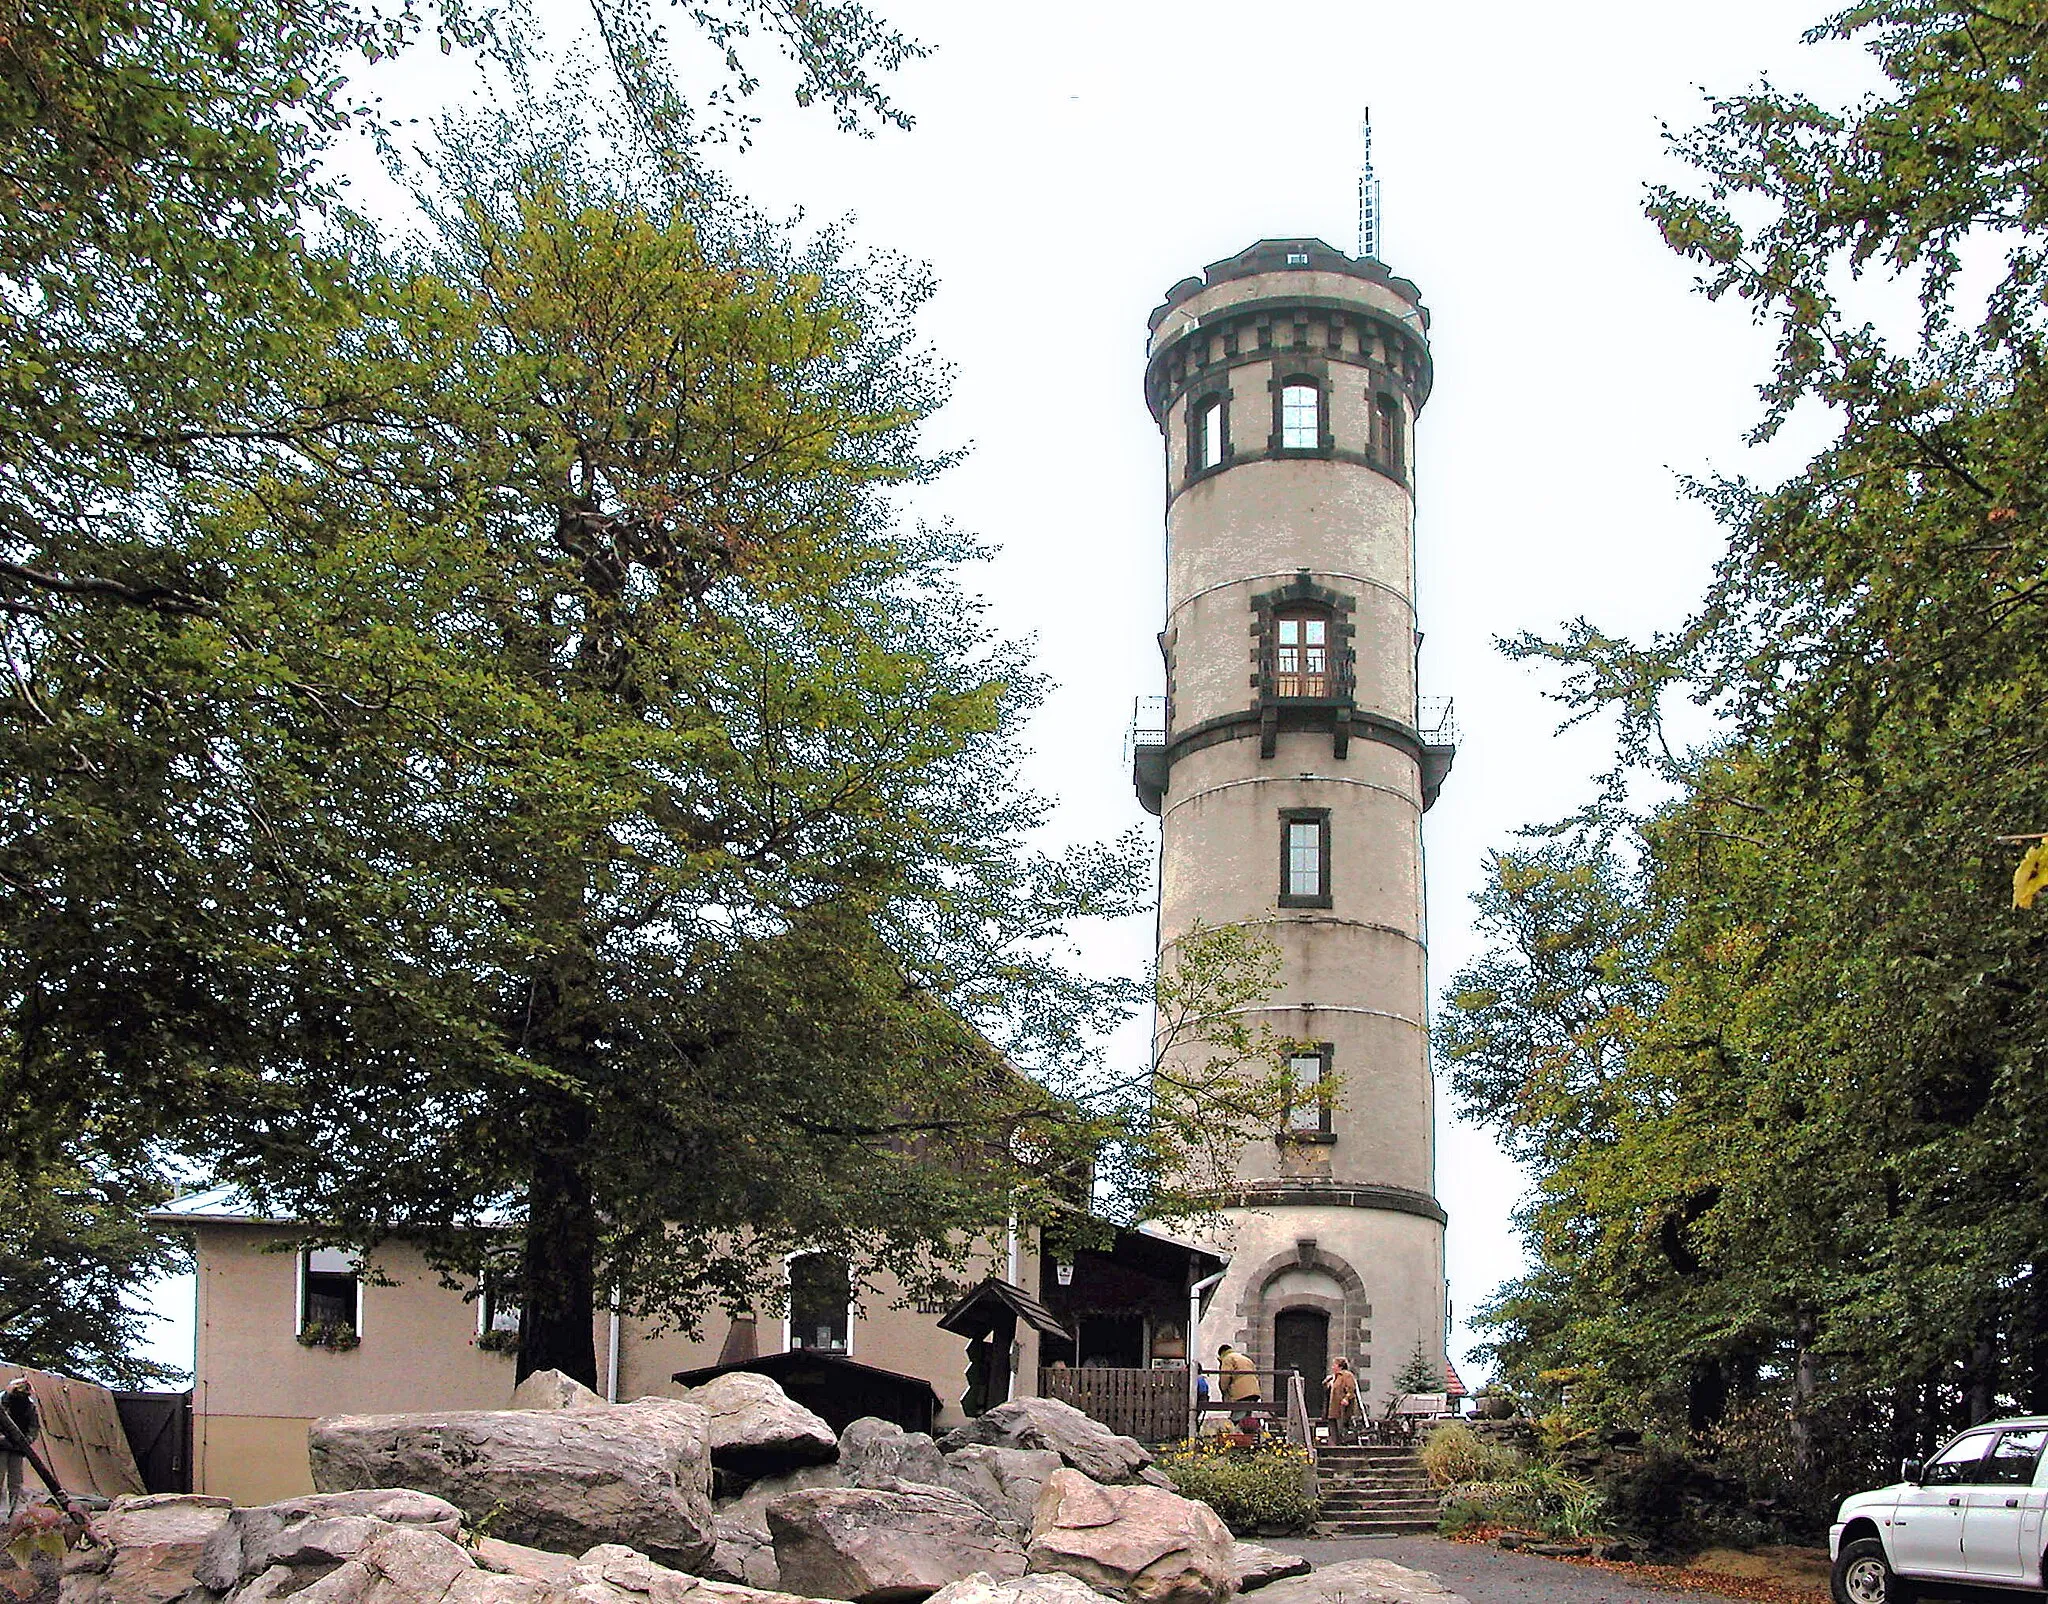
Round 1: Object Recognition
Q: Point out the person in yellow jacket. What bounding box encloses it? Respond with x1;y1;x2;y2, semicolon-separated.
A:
1217;1344;1261;1406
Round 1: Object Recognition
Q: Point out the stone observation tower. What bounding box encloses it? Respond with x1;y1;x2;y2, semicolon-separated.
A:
1132;238;1455;1408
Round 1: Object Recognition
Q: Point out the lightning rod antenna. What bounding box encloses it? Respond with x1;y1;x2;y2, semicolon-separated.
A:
1356;107;1381;261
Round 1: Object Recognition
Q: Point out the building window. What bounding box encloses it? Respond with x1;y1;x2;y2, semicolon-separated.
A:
478;1269;521;1337
1373;393;1403;477
1195;395;1225;471
1275;610;1329;698
1279;809;1331;908
299;1248;359;1337
1280;383;1319;450
1286;1045;1333;1136
788;1253;852;1353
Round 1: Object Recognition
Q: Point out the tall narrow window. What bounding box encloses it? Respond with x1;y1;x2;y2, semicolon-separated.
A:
789;1253;852;1353
1275;611;1328;698
299;1248;359;1336
1287;1048;1331;1134
1280;382;1319;449
1280;809;1330;907
1197;396;1225;470
1373;393;1403;476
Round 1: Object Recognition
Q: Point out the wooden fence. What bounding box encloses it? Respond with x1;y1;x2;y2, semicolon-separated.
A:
1039;1366;1188;1443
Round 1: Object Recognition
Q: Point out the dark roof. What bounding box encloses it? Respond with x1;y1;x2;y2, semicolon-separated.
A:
937;1277;1070;1341
671;1349;943;1438
672;1348;939;1402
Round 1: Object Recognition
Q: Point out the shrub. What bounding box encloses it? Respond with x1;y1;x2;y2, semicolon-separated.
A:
1418;1422;1525;1487
1441;1465;1606;1540
296;1321;360;1351
1155;1438;1320;1536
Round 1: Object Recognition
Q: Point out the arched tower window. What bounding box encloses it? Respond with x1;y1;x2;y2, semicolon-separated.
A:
1274;608;1329;698
788;1252;851;1353
1195;395;1226;471
1280;382;1319;450
1372;393;1403;477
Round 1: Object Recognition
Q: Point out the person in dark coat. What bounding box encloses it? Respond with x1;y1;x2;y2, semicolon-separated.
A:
2;1377;40;1516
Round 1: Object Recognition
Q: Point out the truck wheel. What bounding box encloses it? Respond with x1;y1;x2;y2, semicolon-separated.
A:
1833;1538;1913;1604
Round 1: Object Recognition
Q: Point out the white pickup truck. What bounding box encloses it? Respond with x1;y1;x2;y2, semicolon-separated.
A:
1832;1419;2048;1603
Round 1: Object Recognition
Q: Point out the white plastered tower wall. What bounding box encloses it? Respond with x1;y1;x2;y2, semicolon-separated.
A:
1136;239;1451;1407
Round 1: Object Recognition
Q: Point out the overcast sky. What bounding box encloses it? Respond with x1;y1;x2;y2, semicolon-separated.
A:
142;0;1878;1380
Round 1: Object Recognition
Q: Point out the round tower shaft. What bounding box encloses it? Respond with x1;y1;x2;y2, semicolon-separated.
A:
1137;238;1454;1410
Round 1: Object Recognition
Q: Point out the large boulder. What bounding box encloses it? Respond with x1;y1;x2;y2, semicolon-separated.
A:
939;1402;1152;1487
1246;1561;1469;1604
309;1399;714;1568
1024;1471;1232;1604
511;1371;606;1412
708;1467;848;1591
767;1484;1026;1602
197;1491;464;1592
837;1421;945;1491
934;1449;1063;1529
924;1576;1107;1604
62;1494;233;1604
1229;1546;1309;1594
676;1376;837;1482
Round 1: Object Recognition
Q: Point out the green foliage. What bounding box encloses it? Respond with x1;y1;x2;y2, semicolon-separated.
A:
1154;1439;1319;1536
295;1322;361;1352
1392;1340;1441;1397
0;1153;185;1386
1417;1422;1526;1488
1445;0;2048;1531
1439;1465;1606;1541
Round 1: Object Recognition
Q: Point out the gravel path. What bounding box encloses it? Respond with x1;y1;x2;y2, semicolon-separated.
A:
1269;1535;1765;1604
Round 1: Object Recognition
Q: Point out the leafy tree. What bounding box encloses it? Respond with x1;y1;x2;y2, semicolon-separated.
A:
1444;0;2048;1509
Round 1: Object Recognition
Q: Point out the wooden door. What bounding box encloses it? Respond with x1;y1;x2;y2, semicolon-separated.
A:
1272;1309;1329;1415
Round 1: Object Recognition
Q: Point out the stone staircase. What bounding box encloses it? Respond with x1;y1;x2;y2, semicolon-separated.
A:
1313;1443;1440;1536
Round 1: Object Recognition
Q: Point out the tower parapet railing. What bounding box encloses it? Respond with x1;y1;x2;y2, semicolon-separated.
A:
1128;695;1168;815
1417;696;1457;746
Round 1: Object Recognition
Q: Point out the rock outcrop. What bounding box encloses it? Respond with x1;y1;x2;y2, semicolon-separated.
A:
834;1421;945;1492
309;1400;714;1568
676;1376;837;1482
933;1448;1062;1530
63;1494;234;1604
923;1576;1109;1604
1023;1471;1232;1604
707;1468;847;1592
1228;1546;1309;1594
939;1402;1152;1487
1246;1560;1470;1604
196;1491;465;1592
766;1484;1026;1602
510;1371;606;1412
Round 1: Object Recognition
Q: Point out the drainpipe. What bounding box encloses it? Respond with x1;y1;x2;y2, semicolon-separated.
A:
606;1288;622;1403
1187;1269;1226;1441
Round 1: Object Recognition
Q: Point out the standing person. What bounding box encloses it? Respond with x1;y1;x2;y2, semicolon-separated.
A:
1;1377;39;1518
1218;1344;1261;1409
1323;1356;1360;1444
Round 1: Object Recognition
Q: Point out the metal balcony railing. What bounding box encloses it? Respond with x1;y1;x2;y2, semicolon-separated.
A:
1125;695;1167;763
1418;696;1458;746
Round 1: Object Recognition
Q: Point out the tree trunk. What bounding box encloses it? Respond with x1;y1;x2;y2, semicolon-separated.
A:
1966;1329;1999;1426
1790;1313;1819;1480
1686;1357;1728;1435
517;1093;600;1386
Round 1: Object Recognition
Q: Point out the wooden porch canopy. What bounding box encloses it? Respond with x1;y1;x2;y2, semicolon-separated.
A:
672;1349;941;1437
936;1277;1071;1344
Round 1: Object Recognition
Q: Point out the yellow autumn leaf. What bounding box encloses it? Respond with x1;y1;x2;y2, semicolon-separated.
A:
2014;841;2048;909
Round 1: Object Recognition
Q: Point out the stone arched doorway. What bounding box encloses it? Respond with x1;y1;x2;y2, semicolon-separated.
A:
1232;1238;1372;1407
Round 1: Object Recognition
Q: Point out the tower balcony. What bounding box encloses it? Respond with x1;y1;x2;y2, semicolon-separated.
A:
1128;695;1167;816
1419;697;1457;809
